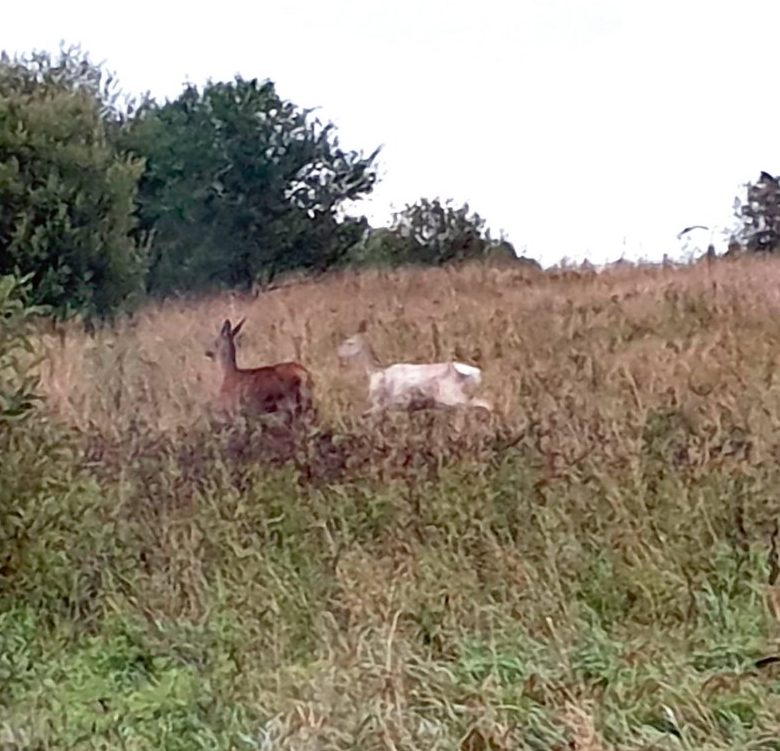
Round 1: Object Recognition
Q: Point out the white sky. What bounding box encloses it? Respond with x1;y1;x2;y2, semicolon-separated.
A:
5;0;780;267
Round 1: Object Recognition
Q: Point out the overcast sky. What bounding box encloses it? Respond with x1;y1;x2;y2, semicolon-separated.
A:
5;0;779;266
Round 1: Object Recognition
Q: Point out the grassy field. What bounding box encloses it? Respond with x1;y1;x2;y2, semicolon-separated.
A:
4;256;780;749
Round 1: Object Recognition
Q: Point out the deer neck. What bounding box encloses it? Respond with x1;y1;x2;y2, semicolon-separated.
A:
218;339;239;377
355;340;382;376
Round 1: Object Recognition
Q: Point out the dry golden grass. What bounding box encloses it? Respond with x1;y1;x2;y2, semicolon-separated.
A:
9;254;780;749
35;255;780;458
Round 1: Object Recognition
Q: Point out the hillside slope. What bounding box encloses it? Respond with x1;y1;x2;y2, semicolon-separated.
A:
4;257;780;749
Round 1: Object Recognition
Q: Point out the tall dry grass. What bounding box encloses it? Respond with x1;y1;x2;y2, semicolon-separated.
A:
7;255;780;749
35;255;780;461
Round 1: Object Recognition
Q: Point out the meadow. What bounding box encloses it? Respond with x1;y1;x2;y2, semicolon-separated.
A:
4;256;780;749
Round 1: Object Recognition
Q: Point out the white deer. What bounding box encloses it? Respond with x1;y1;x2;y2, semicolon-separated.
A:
337;326;492;414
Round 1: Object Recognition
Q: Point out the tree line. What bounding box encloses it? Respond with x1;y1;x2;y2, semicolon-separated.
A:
0;46;520;318
2;45;776;319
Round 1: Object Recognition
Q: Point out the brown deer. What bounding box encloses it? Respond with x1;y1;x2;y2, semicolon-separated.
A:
205;318;315;423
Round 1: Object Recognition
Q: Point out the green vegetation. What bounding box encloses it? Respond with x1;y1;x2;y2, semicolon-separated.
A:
0;45;524;319
3;258;780;748
347;197;517;268
0;50;146;317
120;76;378;294
2;38;780;751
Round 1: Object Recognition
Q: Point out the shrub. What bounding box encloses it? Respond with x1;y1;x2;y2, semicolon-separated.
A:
0;48;146;317
0;274;114;621
346;197;519;267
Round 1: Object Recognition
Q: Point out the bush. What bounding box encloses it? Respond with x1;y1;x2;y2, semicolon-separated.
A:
0;48;146;317
0;274;113;620
346;197;518;268
0;274;43;424
344;227;412;267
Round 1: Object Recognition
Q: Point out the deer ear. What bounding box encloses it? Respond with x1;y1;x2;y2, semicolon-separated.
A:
232;318;246;337
221;319;232;336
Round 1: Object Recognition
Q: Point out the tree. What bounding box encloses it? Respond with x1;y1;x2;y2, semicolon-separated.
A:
0;47;146;317
395;198;489;264
734;171;780;253
119;77;380;294
347;197;515;267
